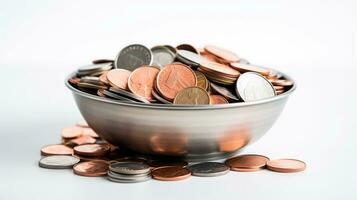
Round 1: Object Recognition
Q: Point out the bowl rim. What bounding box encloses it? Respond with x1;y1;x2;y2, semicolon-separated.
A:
65;69;296;110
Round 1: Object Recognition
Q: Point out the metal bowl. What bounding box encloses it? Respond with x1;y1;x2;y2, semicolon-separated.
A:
65;71;296;161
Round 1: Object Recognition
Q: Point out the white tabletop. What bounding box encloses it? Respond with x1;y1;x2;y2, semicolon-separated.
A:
1;0;356;199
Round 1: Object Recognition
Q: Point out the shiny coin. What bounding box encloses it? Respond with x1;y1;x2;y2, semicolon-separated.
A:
209;95;228;104
80;76;103;85
128;65;160;101
173;86;210;105
188;162;229;177
78;63;113;73
151;46;176;68
74;144;110;157
109;161;150;175
109;87;150;103
269;79;294;87
156;63;197;101
151;166;191;181
177;50;209;66
41;144;73;156
107;174;151;183
148;160;188;168
194;71;209;91
73;160;109;177
77;82;108;90
176;44;199;54
114;44;152;71
92;59;114;64
210;82;239;101
107;170;150;180
267;159;306;173
204;45;240;63
236;72;276;102
106;69;131;90
230;63;270;76
102;89;137;102
225;154;270;172
163;45;177;54
61;126;83;139
39;155;80;169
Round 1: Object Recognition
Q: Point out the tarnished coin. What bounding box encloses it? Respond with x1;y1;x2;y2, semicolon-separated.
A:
39;155;80;169
74;144;110;157
267;159;306;173
210;82;239;101
173;86;210;105
128;66;160;101
194;71;209;91
106;69;131;90
204;45;240;63
148;160;188;168
61;126;83;139
73;160;109;177
209;95;228;104
114;44;152;71
177;50;209;67
225;154;270;172
188;162;229;177
109;87;151;103
41;144;73;156
151;46;176;68
236;72;276;102
92;59;114;64
151;166;191;181
176;44;199;54
102;90;137;102
230;63;270;76
109;161;150;175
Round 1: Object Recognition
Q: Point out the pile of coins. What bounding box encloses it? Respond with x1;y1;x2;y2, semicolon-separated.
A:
69;44;294;105
39;123;306;183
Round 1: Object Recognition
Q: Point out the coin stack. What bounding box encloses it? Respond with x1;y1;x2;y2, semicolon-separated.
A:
107;162;151;183
69;44;294;105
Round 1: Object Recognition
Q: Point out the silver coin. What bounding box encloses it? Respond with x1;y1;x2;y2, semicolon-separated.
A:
109;87;150;104
151;46;176;68
109;161;150;175
152;89;172;104
177;50;209;67
239;58;250;65
77;82;108;90
176;44;199;54
102;90;137;102
39;155;80;169
78;63;112;72
108;175;151;183
107;170;150;180
114;44;152;71
163;45;177;54
210;82;239;101
236;72;276;102
80;76;104;85
188;162;229;177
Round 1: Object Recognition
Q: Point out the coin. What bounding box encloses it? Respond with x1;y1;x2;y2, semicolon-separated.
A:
151;46;176;68
173;86;210;105
188;162;229;177
204;45;240;63
276;90;284;95
39;155;80;169
273;86;284;90
114;44;152;71
128;65;160;101
106;69;131;90
209;95;228;104
109;87;151;103
266;159;306;173
102;89;137;102
163;45;177;54
74;144;110;157
61;126;83;139
194;71;209;91
177;50;208;66
97;89;106;97
176;44;199;54
98;71;110;85
152;89;172;104
225;154;270;172
41;144;73;156
199;61;240;78
77;82;108;90
269;79;294;87
69;78;81;85
109;161;150;175
151;166;191;181
210;82;239;101
80;76;104;85
107;174;151;183
156;63;197;101
78;63;113;73
236;72;276;102
73;160;109;177
148;160;188;168
239;58;250;65
92;59;114;64
230;63;270;76
69;135;96;146
82;128;99;138
76;120;89;128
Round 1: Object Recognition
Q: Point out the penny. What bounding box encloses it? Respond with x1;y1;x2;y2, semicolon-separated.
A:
225;154;270;172
152;166;191;181
194;71;209;91
99;71;110;85
106;69;131;90
209;95;228;104
39;155;80;169
266;159;306;173
148;160;188;168
97;89;106;97
269;79;294;87
156;63;197;101
236;72;276;102
69;78;80;85
109;87;151;103
188;162;229;177
276;90;284;95
204;45;240;63
210;82;239;101
200;61;240;78
82;128;99;138
273;86;284;90
74;144;110;157
114;44;152;71
173;86;210;105
61;126;83;139
128;66;160;101
69;135;96;146
109;162;150;175
73;160;109;177
230;63;270;76
92;59;114;64
176;44;199;54
151;46;176;68
41;144;73;156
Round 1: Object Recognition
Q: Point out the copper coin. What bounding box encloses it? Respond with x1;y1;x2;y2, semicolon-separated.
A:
276;90;284;95
151;166;191;181
273;86;284;90
41;144;73;156
76;120;89;128
200;62;240;78
69;135;96;146
225;154;269;172
149;160;188;168
270;79;294;86
267;159;306;173
209;95;228;104
173;86;210;105
194;71;209;91
106;69;131;90
99;71;110;85
156;63;197;101
97;89;106;97
230;63;270;76
82;128;99;138
61;126;83;139
69;78;80;85
128;65;160;101
73;160;109;177
176;44;199;54
74;144;110;157
204;45;240;63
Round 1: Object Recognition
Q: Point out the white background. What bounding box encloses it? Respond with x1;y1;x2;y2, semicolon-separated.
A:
0;0;356;199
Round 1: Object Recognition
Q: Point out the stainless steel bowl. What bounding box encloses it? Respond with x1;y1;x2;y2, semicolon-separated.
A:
65;71;296;161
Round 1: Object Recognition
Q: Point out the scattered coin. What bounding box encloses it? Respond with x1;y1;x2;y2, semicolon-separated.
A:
128;65;160;101
188;162;229;177
209;95;229;104
68;135;96;146
225;154;270;172
173;86;210;105
266;159;306;173
61;126;83;139
39;155;80;169
106;69;131;90
73;160;109;177
151;46;176;68
151;166;191;181
41;144;73;156
114;44;152;71
204;45;240;63
109;161;150;175
74;144;111;157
